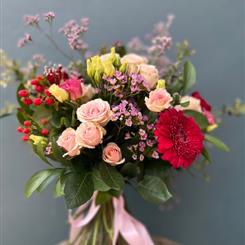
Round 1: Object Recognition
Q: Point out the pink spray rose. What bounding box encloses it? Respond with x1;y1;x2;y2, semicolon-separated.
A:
138;64;159;89
60;76;83;101
57;128;80;157
145;88;172;112
76;122;106;149
121;53;148;73
102;142;125;166
76;98;112;126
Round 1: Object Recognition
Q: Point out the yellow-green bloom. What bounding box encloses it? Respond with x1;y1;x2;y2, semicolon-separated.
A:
48;84;69;102
156;79;166;89
29;135;47;145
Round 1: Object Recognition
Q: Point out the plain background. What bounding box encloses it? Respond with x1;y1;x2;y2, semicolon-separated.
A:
0;0;244;244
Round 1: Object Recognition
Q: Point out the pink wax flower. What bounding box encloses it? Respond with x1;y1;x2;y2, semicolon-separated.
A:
60;76;83;101
76;122;106;149
103;142;125;166
57;128;80;157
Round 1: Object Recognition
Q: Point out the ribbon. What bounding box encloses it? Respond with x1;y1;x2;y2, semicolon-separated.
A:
69;194;154;245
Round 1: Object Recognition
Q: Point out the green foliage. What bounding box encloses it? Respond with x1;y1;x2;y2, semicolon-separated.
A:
95;191;112;206
32;141;52;165
25;168;63;198
92;168;111;192
183;61;196;93
64;172;94;209
184;110;209;130
99;162;124;192
205;134;230;152
202;147;212;163
120;162;139;178
136;175;172;204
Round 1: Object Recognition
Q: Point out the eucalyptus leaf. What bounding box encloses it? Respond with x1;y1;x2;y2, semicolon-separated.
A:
136;175;172;204
64;172;94;209
205;134;230;152
183;61;196;93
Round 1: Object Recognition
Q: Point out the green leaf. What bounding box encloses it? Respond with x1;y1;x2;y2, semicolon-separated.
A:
32;142;52;165
184;110;209;130
95;192;112;206
99;162;124;191
202;147;212;163
54;177;66;198
92;168;111;192
120;162;139;178
25;169;54;198
183;61;196;93
64;172;94;209
205;134;230;152
36;169;63;192
136;175;172;204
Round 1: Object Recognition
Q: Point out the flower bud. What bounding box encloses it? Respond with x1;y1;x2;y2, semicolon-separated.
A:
156;79;166;89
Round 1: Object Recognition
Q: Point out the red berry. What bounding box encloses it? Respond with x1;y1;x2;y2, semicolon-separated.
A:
17;127;23;133
37;75;43;81
40;118;48;125
35;85;44;93
41;128;49;136
23;128;30;134
33;97;42;106
31;79;39;85
24;120;31;127
44;89;51;96
45;97;54;105
22;135;29;141
23;98;33;105
18;89;29;97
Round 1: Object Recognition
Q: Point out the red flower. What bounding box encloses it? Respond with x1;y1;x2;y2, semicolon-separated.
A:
154;109;204;169
192;91;211;111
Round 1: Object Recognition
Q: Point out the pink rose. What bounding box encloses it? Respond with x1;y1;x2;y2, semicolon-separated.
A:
76;98;112;126
138;64;159;89
80;84;96;102
145;88;172;112
60;76;82;101
57;128;80;157
76;122;105;149
121;53;148;73
102;142;125;166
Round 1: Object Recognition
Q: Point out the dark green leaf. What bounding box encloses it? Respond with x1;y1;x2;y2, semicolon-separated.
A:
202;147;212;163
25;169;54;198
92;168;111;192
95;192;112;206
120;162;139;178
64;172;94;209
184;110;209;130
32;142;52;165
205;134;230;152
183;61;196;93
99;162;124;191
136;175;172;204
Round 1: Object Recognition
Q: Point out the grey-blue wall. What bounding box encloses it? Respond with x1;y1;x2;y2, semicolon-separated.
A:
0;0;244;244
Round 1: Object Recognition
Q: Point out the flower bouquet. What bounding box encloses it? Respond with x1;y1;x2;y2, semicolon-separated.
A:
1;12;244;245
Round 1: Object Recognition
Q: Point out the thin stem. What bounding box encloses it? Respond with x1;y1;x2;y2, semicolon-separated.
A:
36;26;74;61
92;215;100;245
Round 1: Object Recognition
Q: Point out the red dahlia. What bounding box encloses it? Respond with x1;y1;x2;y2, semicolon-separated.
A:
154;108;204;169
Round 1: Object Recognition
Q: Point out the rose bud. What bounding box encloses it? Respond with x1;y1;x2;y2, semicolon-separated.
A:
102;142;125;166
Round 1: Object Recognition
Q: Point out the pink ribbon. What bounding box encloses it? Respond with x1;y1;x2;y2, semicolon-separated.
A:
69;194;154;245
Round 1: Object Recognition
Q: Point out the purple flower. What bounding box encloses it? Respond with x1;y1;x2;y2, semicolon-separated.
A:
43;11;55;22
23;15;39;26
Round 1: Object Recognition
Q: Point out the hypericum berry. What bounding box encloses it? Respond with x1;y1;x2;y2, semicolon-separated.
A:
23;97;33;105
33;97;42;106
45;97;54;105
41;128;49;136
17;127;24;133
35;85;44;93
37;75;43;81
18;89;29;97
31;79;39;85
22;135;29;141
40;118;48;125
24;120;31;127
44;89;51;96
23;128;30;134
